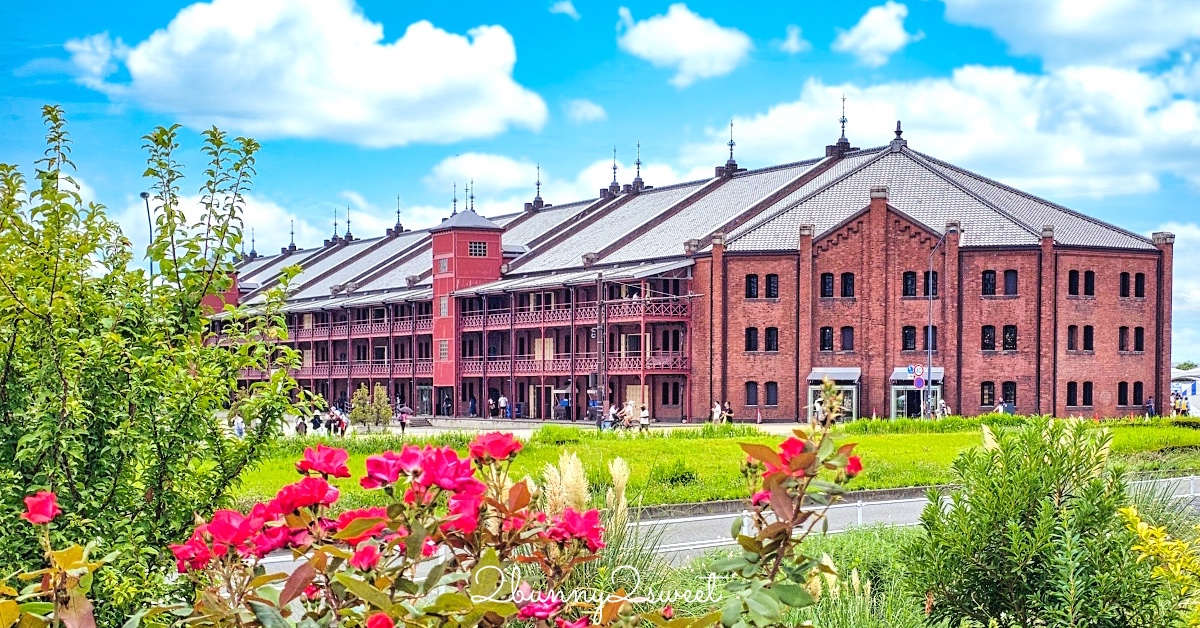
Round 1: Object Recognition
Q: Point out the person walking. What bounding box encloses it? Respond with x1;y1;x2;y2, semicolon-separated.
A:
498;394;509;419
1147;396;1156;418
722;401;734;424
638;404;650;433
398;405;411;436
311;412;322;435
711;401;722;423
469;395;477;418
233;415;245;438
937;398;949;419
295;417;308;437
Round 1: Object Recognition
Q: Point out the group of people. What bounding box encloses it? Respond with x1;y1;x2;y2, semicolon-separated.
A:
601;400;651;432
296;408;350;437
710;401;735;423
1170;392;1192;417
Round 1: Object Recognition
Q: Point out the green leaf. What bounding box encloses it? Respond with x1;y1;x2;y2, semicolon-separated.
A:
332;517;386;541
744;590;781;620
16;604;52;617
711;556;749;574
246;600;291;628
468;548;503;599
424;591;473;615
770;583;814;609
334;573;393;611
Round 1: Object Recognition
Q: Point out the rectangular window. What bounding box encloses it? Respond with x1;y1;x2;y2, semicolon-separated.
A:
1134;326;1145;352
924;270;938;297
902;326;917;351
841;272;855;298
1133;381;1144;406
765;327;779;351
1067;325;1078;351
1002;381;1017;406
1084;270;1095;296
1135;273;1146;298
437;257;449;273
980;381;995;406
745;327;759;352
1082;381;1093;406
982;270;996;296
1068;270;1080;296
765;274;779;298
437;340;449;361
468;241;488;257
1083;325;1094;351
903;272;918;297
1118;381;1129;406
1004;270;1018;295
745;382;758;406
841;326;855;351
745;274;759;299
1002;325;1017;351
1120;272;1130;298
765;382;779;406
819;327;834;352
1119;326;1129;351
438;296;448;317
820;273;834;298
1067;381;1078;407
982;325;996;351
672;382;681;405
923;325;938;351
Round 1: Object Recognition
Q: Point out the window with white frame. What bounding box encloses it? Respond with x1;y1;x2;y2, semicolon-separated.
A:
468;241;488;257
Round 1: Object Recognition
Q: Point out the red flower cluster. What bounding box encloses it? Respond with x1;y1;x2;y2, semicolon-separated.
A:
468;432;522;462
20;491;61;525
296;444;351;478
271;476;341;515
545;508;605;552
360;444;487;535
366;613;394;628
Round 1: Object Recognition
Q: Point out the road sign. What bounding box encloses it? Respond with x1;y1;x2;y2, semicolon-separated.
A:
913;376;925;390
906;365;915;376
913;364;925;377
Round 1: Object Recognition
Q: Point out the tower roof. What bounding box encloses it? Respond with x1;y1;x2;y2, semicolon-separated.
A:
429;209;504;233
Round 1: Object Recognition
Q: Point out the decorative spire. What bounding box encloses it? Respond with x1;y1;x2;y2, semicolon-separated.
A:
240;233;245;256
344;205;353;240
289;219;295;246
249;228;257;257
895;120;903;139
333;207;339;238
727;120;736;162
535;163;542;199
395;195;402;227
468;179;475;212
839;94;848;141
611;147;619;185
452;182;458;215
635;142;642;179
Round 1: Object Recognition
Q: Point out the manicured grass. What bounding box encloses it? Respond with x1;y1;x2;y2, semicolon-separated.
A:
231;420;1200;510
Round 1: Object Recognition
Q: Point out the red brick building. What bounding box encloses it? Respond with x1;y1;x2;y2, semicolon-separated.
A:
225;125;1174;420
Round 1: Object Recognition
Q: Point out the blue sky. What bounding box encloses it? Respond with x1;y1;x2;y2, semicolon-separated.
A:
3;0;1200;358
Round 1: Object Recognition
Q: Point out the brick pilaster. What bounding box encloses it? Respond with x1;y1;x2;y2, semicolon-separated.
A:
1038;225;1056;415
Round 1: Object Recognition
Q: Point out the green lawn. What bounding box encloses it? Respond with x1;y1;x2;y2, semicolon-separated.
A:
232;420;1200;511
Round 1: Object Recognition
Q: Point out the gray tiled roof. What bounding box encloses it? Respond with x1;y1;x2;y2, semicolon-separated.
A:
455;258;695;296
499;198;599;248
911;151;1156;250
429;209;503;232
513;180;709;273
601;159;824;264
238;248;321;283
355;248;433;291
289;230;428;299
235;254;278;277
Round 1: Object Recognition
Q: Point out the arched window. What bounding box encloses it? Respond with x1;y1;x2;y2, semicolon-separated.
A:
1068;270;1080;296
1002;325;1018;351
819;327;834;352
1083;325;1094;351
1119;326;1129;352
820;273;834;298
1084;270;1096;296
841;272;855;297
745;382;758;406
1002;381;1017;406
903;271;917;297
745;274;759;299
1082;381;1093;406
1067;382;1078;407
1067;325;1079;351
924;270;939;297
1119;272;1130;298
982;270;997;296
765;327;779;351
765;382;779;406
765;274;779;298
923;325;938;351
1004;269;1018;295
841;326;855;351
1133;381;1144;406
1134;326;1145;352
744;327;759;352
902;326;917;351
1135;272;1146;298
980;381;995;406
1118;382;1129;406
981;325;996;351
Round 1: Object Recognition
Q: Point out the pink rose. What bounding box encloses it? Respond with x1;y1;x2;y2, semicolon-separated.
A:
846;455;863;478
366;613;394;628
296;444;351;478
20;491;61;525
547;508;605;552
350;544;381;571
360;448;422;489
468;432;523;462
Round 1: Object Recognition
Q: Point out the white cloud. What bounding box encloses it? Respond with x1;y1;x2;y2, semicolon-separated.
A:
564;98;607;123
616;4;753;87
549;0;581;21
66;0;546;148
832;1;923;67
942;0;1200;68
426;153;540;195
682;62;1200;200
779;24;811;55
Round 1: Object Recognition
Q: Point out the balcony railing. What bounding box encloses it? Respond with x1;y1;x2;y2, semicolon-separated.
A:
458;299;689;331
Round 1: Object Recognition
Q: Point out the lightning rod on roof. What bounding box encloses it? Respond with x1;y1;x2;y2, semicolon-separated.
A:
728;119;736;162
333;207;339;238
611;147;618;185
344;205;352;239
289;219;294;246
839;94;848;140
635;142;642;179
535;163;541;199
469;179;475;212
452;182;458;215
250;228;256;256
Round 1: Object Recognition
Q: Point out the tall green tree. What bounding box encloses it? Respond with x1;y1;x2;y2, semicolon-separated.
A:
0;106;311;619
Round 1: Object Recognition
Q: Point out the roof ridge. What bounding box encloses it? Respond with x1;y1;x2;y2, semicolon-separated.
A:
732;157;824;178
725;147;889;246
900;149;1042;240
910;150;1155;246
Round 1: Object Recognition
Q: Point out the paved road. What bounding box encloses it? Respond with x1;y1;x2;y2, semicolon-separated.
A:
258;475;1200;574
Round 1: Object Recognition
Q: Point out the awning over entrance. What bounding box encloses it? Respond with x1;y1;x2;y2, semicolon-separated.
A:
807;367;862;383
890;367;945;381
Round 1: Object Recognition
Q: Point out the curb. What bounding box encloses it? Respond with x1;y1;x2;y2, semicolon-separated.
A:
632;484;945;521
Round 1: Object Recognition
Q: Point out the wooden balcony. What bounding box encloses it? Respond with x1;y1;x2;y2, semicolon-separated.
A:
457;299;689;331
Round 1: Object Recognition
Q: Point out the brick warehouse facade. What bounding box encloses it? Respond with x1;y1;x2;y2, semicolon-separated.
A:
221;126;1174;420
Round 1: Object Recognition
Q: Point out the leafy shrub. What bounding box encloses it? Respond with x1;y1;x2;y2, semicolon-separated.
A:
906;419;1170;627
839;413;1028;435
651;459;699;486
